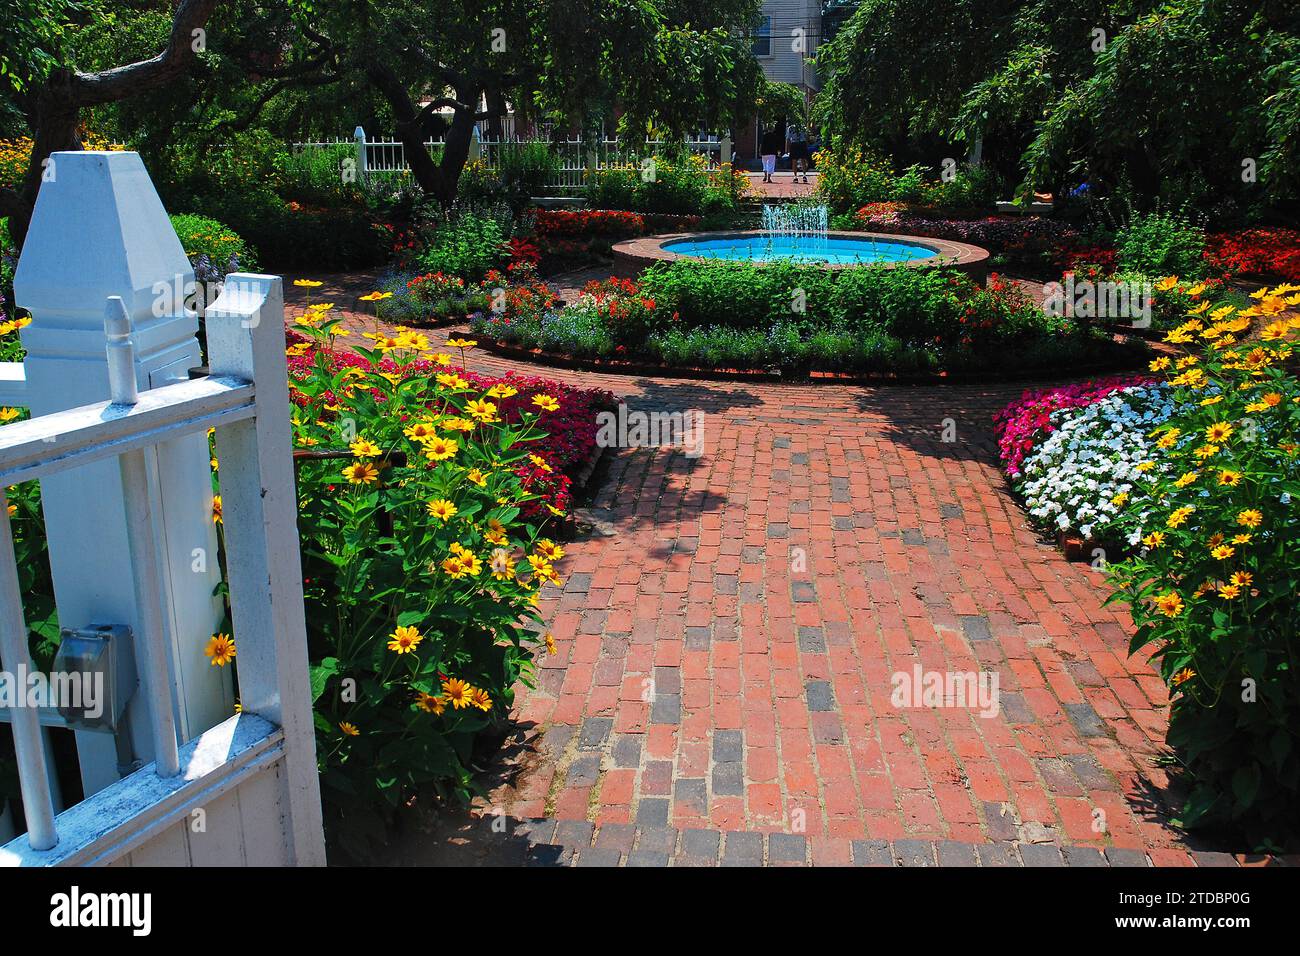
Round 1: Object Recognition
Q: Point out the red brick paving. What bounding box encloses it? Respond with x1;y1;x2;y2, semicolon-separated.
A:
745;171;819;199
283;278;1249;863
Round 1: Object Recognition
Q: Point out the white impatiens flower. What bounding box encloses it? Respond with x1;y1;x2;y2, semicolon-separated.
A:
1015;386;1182;539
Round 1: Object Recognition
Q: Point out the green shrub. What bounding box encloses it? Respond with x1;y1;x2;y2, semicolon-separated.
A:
280;143;363;208
647;324;780;368
813;138;899;213
169;213;258;279
639;260;836;329
457;159;508;207
1116;211;1208;278
494;142;562;207
283;330;564;859
828;265;961;340
158;133;390;272
585;150;744;216
813;136;1000;214
414;213;510;281
478;259;1127;376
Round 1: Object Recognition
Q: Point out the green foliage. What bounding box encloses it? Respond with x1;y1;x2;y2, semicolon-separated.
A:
492;142;562;209
0;217;17;325
812;139;904;212
0;0;80;92
1116;211;1208;278
828;265;960;339
0;306;58;677
1021;4;1298;213
169;213;258;278
285;326;561;859
640;259;836;328
756;79;808;127
487;260;1124;375
456;159;508;208
818;0;1300;216
158;133;389;272
279;143;363;208
814;137;999;214
585;149;744;216
414;213;510;282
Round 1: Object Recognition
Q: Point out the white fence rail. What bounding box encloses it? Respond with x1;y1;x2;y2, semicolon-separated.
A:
294;128;732;194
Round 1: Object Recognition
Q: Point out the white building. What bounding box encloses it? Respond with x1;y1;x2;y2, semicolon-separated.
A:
751;0;825;93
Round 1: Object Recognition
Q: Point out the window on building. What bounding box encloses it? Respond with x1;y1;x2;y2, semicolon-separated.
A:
752;16;772;56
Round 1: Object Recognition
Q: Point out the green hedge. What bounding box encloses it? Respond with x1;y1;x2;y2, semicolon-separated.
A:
474;260;1138;375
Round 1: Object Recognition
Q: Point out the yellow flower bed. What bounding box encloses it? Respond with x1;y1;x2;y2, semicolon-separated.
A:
233;316;565;857
1110;281;1300;844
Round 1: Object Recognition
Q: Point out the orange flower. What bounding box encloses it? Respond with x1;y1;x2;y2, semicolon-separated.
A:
387;625;423;654
205;633;236;666
441;678;473;709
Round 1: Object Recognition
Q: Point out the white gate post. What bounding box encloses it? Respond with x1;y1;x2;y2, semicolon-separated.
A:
353;126;367;182
12;151;231;795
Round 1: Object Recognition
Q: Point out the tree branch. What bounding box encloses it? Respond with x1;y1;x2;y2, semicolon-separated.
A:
69;0;221;107
221;72;344;134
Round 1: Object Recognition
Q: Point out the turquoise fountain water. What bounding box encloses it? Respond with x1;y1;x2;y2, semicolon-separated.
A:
662;203;939;265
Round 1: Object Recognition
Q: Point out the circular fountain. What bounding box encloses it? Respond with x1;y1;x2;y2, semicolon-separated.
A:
612;204;989;281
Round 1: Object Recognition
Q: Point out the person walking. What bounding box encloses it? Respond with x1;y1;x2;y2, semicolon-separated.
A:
759;126;782;184
786;123;810;184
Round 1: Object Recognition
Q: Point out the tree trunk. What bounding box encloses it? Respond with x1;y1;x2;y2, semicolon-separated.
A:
4;0;220;250
485;90;508;140
435;105;478;207
6;74;84;247
365;61;480;209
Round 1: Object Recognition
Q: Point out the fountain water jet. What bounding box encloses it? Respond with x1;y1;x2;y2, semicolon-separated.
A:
760;203;830;260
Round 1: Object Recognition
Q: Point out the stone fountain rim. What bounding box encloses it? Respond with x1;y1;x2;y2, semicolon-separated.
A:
610;229;990;279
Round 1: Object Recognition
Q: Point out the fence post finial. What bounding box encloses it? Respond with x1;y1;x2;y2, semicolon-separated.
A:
104;296;137;406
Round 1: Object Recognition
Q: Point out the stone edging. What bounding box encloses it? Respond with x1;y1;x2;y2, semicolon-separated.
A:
611;230;990;282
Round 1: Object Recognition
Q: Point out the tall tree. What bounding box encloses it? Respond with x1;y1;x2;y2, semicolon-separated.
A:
815;0;1300;214
261;0;764;206
0;0;222;245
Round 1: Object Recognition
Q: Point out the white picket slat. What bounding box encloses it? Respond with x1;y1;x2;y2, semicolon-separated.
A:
0;489;58;850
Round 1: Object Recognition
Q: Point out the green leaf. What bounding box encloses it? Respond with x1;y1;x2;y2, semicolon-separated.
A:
1231;764;1261;810
310;657;341;702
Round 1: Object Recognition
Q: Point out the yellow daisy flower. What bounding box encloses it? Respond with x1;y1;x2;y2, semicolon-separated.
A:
205;633;237;666
441;678;473;708
342;462;380;484
427;499;457;521
387;625;423;654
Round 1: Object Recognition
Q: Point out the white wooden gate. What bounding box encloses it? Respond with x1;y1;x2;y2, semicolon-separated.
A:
0;275;326;866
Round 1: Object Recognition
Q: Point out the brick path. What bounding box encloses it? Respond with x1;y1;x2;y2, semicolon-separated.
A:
745;171;819;199
283;283;1276;867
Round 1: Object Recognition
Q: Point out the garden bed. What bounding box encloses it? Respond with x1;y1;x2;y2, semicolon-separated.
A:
471;263;1150;381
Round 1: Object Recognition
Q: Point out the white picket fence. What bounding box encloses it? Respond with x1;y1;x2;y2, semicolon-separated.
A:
294;128;732;194
0;151;325;865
